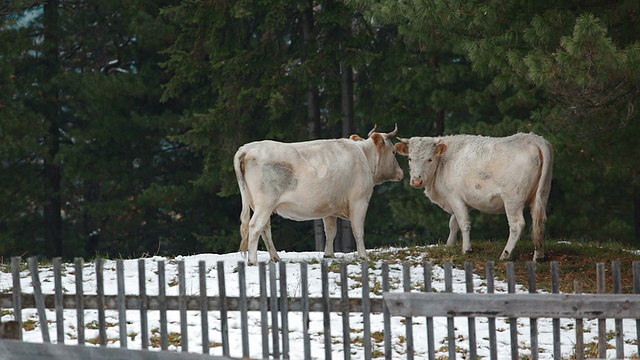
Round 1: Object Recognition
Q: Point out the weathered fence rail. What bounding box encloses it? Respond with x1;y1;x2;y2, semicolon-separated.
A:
0;293;384;313
384;292;640;318
0;338;227;360
1;255;640;359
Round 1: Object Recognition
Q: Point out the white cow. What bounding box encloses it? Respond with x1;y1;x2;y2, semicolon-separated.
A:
395;133;553;261
234;125;404;265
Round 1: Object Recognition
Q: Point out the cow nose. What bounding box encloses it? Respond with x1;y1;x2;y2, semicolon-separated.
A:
410;177;424;188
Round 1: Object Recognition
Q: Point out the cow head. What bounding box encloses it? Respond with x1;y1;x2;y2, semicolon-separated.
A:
395;137;447;188
352;124;404;185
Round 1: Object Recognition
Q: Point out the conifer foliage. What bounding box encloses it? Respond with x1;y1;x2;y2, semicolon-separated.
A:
1;0;639;259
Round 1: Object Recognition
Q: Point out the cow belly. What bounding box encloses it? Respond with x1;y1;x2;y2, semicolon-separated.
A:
274;200;349;221
464;192;505;214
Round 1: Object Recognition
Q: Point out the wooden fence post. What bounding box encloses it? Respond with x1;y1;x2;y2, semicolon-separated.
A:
11;257;22;341
28;256;49;343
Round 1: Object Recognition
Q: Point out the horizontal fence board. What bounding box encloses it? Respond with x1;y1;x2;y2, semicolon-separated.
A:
384;292;640;319
0;293;384;313
0;339;232;360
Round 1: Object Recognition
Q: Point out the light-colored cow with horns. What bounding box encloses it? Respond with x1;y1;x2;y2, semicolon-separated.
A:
395;133;553;261
234;125;404;265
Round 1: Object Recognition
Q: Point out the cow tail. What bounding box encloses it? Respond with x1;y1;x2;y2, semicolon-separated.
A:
234;147;251;258
531;139;554;252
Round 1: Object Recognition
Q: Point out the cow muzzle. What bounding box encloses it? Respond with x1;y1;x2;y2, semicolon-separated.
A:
410;177;424;188
394;169;404;181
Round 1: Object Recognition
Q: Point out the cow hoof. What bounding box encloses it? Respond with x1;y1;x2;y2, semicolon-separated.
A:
533;253;546;262
323;254;335;258
463;248;473;254
499;251;510;260
270;255;281;263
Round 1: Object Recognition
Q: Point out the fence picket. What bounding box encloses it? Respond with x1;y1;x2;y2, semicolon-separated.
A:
340;261;351;360
258;262;269;359
279;261;290;359
11;257;22;341
28;256;49;343
138;259;148;350
178;260;188;352
216;261;229;356
403;261;414;360
96;258;107;347
444;262;455;360
464;261;476;360
238;261;249;358
634;260;640;358
485;261;497;360
381;261;390;360
116;259;127;348
53;258;64;344
423;261;435;360
527;261;538;360
301;262;311;359
74;257;84;345
612;260;624;359
506;262;518;359
321;260;332;360
597;262;606;358
198;261;209;354
551;261;561;359
158;260;168;351
361;261;372;360
574;280;584;360
268;261;280;358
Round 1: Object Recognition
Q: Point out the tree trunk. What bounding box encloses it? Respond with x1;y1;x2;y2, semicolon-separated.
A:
302;1;325;252
43;0;63;258
83;181;101;256
339;62;354;253
436;109;445;135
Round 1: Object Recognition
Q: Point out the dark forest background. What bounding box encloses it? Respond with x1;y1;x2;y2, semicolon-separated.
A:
1;0;639;260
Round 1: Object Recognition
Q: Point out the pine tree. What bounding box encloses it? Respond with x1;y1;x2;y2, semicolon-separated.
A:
350;0;640;243
0;0;208;258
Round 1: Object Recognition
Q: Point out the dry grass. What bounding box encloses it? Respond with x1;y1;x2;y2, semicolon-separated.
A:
371;239;640;294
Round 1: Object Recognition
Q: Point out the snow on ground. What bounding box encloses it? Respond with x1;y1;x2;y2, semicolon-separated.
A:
0;247;637;359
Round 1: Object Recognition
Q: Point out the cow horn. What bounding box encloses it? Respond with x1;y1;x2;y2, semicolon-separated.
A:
368;124;378;137
396;136;409;143
387;123;398;138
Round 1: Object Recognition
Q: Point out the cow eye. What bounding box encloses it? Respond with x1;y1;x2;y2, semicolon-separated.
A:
428;158;433;163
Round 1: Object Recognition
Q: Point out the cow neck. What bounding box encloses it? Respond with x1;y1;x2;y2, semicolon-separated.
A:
359;138;379;182
423;156;443;194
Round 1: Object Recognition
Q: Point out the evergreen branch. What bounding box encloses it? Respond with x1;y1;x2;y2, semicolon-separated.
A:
0;0;46;17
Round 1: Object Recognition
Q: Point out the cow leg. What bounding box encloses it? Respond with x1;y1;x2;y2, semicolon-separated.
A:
445;214;460;247
322;216;338;258
500;204;526;260
247;210;271;265
349;203;370;260
449;205;472;254
261;220;280;262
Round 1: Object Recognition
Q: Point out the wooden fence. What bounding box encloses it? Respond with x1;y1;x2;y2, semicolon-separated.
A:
1;256;640;359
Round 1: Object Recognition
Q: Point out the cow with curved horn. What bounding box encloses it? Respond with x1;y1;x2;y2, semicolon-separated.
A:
234;124;404;265
395;133;553;261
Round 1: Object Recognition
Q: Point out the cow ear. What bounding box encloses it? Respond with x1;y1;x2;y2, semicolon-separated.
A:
435;143;447;156
349;134;364;141
371;132;385;147
395;142;409;156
